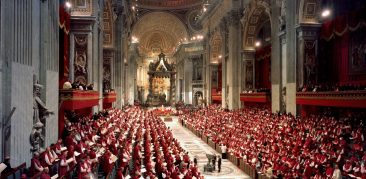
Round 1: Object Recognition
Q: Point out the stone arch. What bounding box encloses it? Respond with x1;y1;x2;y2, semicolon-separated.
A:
242;1;271;50
132;12;188;57
299;0;321;23
210;30;223;64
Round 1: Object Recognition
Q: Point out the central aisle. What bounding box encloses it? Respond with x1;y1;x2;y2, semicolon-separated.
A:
164;117;251;179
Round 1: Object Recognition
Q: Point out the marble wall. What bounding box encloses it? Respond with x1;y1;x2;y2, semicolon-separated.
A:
0;60;3;158
0;0;59;165
113;14;125;108
45;71;59;147
10;63;34;165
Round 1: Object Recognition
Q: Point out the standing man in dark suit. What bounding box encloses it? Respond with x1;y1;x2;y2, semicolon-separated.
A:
212;155;216;171
218;155;222;173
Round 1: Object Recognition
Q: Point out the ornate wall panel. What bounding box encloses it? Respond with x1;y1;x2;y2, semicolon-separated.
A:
103;50;113;92
210;31;223;64
71;0;93;16
299;0;320;23
245;60;254;89
74;35;88;84
103;0;113;47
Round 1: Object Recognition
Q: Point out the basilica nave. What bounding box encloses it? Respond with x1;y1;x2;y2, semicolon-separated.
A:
1;0;366;178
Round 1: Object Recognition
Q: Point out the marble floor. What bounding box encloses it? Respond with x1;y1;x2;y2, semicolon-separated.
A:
164;117;251;179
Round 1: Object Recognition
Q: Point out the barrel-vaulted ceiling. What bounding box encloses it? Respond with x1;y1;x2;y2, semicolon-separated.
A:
132;12;188;57
137;0;202;10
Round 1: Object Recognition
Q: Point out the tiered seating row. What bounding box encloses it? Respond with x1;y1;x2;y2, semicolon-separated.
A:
179;105;366;178
14;107;202;179
180;118;267;179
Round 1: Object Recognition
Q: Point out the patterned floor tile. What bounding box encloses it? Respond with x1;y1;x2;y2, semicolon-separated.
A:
164;117;251;179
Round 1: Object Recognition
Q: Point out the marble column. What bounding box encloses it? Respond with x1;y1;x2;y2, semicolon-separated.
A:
270;0;282;113
285;0;297;115
184;59;193;104
39;0;60;148
133;60;137;103
219;21;228;109
206;64;214;105
176;61;184;102
226;10;242;110
279;31;287;113
203;48;210;105
0;59;3;161
127;56;137;105
296;23;321;88
113;12;125;108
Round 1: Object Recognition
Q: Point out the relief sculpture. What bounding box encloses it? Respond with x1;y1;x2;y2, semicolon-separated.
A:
30;77;54;153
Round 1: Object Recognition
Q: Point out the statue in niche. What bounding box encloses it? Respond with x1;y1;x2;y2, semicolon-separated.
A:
31;79;54;153
278;0;286;31
246;62;253;89
305;53;316;84
103;66;111;92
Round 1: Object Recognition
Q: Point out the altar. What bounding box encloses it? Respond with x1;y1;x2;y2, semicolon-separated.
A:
146;52;176;106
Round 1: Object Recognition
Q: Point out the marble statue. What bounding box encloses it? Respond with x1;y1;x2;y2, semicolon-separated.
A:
30;122;44;152
278;0;286;31
31;80;53;153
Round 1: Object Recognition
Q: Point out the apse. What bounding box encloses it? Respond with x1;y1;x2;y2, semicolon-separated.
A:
132;12;188;57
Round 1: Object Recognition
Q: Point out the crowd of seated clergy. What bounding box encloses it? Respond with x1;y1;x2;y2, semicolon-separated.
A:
26;106;201;179
180;105;366;178
298;83;366;92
